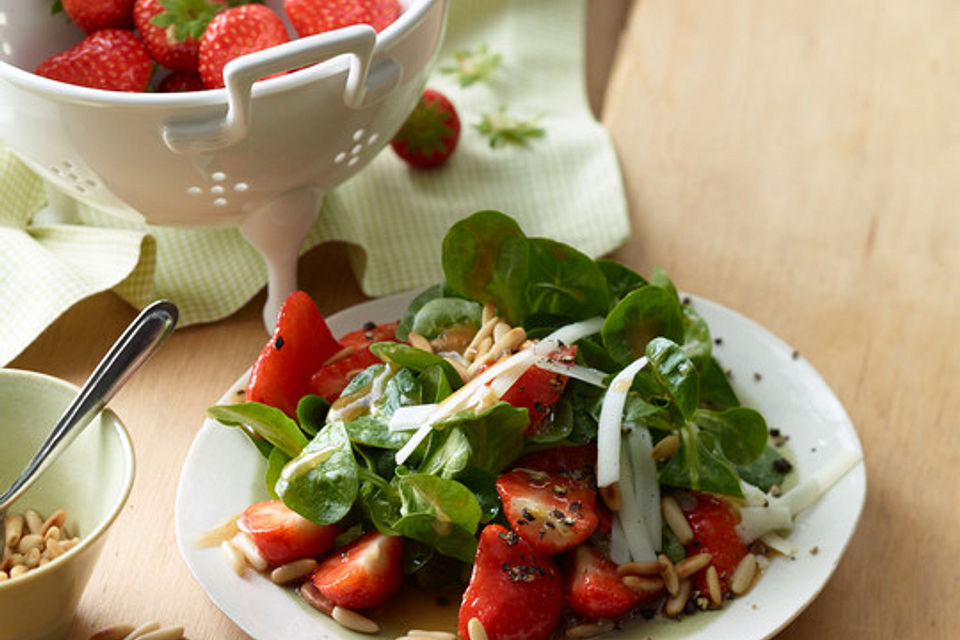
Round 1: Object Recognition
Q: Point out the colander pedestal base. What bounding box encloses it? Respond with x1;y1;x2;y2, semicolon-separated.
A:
240;187;321;330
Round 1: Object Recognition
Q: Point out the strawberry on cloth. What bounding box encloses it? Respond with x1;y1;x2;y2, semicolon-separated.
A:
134;0;225;72
459;524;563;640
198;3;289;89
61;0;135;33
390;89;461;168
284;0;401;38
35;29;152;92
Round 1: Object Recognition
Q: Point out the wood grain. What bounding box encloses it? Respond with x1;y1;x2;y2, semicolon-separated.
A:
603;1;959;637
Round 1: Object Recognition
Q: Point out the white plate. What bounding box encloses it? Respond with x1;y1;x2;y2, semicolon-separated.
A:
175;291;866;640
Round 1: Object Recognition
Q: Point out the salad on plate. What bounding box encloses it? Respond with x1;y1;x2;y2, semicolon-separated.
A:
203;210;862;640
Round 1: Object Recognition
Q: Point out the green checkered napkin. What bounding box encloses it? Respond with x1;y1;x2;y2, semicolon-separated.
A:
0;0;630;366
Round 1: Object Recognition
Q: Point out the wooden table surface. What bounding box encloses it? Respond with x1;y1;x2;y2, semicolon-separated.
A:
10;1;959;638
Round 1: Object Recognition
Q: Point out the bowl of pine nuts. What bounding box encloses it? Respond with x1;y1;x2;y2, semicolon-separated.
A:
0;368;135;640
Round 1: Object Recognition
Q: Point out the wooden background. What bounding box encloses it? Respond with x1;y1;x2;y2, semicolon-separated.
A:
9;1;958;638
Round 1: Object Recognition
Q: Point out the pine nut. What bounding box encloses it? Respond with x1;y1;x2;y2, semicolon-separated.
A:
443;356;470;382
122;622;159;639
730;554;758;595
663;577;692;617
658;554;680;596
24;509;44;534
651;434;679;460
5;514;23;547
675;552;713;579
41;509;66;536
332;606;379;634
18;533;43;554
493;321;511;342
617;560;661;576
407;630;456;640
22;546;41;568
9;564;27;578
300;581;334;614
0;571;7;581
599;482;622;512
61;537;80;551
621;575;664;593
706;565;723;606
464;316;498;363
270;559;318;585
136;626;185;640
231;532;269;571
661;496;693;544
44;537;63;559
566;620;615;639
467;618;488;640
220;540;247;575
89;623;136;640
44;525;62;541
408;332;434;353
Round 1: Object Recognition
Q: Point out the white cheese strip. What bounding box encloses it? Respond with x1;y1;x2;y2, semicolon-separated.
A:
596;356;648;488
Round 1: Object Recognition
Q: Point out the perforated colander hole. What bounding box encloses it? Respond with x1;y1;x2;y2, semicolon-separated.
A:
210;185;224;194
233;182;248;192
367;133;379;145
211;171;226;182
334;152;347;164
351;144;363;156
1;42;11;57
348;156;360;167
188;186;203;196
353;129;365;141
213;198;227;207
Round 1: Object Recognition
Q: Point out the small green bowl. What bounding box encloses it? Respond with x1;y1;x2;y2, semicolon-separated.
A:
0;369;135;640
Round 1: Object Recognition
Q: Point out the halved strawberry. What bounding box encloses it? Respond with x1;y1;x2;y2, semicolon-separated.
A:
308;321;400;402
496;467;598;555
681;492;748;594
565;544;653;620
458;524;562;640
500;346;576;436
246;290;343;419
310;531;404;610
238;500;339;565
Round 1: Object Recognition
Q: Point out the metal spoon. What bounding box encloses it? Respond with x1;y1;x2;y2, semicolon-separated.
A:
0;300;178;538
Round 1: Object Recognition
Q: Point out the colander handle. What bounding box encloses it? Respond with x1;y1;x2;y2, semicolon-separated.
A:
162;25;378;154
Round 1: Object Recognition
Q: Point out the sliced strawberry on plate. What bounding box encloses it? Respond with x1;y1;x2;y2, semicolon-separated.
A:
310;531;404;610
500;345;576;436
308;321;400;402
238;500;339;565
246;290;343;419
35;29;152;92
510;443;596;478
458;524;562;640
681;492;748;594
284;0;401;38
496;467;599;555
564;544;654;620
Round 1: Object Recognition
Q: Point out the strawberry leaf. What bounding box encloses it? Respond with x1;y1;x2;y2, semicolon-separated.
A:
475;106;545;149
440;43;502;87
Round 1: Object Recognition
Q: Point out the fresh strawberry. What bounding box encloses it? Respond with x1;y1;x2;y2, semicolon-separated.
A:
134;0;224;72
157;69;205;92
61;0;135;33
310;531;404;610
238;500;339;565
459;524;563;640
197;3;289;89
35;29;152;92
496;467;599;555
681;492;748;594
246;291;344;419
565;544;653;620
390;88;461;168
308;321;400;402
501;345;576;436
284;0;401;38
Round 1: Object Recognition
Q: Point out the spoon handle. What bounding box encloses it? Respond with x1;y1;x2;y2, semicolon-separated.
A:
0;300;178;510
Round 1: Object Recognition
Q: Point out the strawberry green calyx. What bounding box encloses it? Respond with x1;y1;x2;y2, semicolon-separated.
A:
150;0;225;41
475;106;545;149
441;43;501;87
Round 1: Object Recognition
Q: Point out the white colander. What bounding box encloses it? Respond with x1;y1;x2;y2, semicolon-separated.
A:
0;0;447;326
